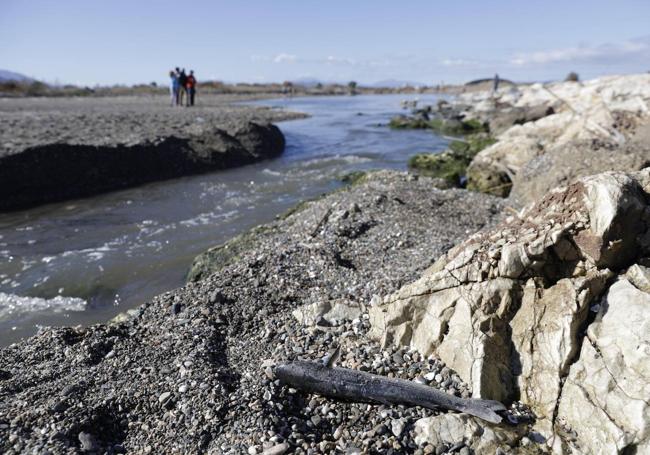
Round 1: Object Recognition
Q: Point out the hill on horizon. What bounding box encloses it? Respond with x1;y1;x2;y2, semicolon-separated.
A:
0;69;33;82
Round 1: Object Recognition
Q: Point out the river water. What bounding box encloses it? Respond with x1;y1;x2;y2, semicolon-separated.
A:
0;94;446;346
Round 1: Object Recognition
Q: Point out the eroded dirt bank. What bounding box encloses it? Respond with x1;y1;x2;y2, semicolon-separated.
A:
0;95;303;211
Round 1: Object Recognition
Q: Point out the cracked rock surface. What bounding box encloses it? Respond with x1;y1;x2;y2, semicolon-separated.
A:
370;169;650;453
461;74;650;201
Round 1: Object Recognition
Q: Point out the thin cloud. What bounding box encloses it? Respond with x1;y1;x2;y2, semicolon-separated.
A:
325;56;356;66
251;53;358;66
273;53;298;64
441;58;478;67
509;37;650;66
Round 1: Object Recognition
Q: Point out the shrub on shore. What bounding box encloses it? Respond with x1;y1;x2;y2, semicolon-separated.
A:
390;115;487;136
565;71;580;82
408;133;496;185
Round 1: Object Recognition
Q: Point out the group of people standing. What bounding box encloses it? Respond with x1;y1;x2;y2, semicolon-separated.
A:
169;68;196;107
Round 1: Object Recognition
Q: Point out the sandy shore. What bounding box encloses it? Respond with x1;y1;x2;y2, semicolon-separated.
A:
0;94;305;158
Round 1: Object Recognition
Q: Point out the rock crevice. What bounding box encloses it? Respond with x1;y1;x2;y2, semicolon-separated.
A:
370;169;650;452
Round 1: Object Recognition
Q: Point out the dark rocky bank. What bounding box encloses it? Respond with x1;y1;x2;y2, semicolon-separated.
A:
0;121;285;212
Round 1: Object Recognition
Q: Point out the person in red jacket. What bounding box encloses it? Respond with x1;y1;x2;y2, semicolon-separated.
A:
185;70;197;107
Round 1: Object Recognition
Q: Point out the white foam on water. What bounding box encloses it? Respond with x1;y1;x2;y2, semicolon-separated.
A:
60;241;122;263
0;292;86;321
298;154;373;168
262;168;283;177
179;210;239;227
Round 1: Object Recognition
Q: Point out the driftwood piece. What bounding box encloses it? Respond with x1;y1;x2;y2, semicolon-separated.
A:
275;360;507;424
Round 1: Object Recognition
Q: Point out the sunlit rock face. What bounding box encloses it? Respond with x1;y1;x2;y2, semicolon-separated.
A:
370;169;650;453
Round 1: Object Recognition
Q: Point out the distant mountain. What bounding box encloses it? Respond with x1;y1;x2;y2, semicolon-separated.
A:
0;69;33;82
291;77;330;88
370;79;426;88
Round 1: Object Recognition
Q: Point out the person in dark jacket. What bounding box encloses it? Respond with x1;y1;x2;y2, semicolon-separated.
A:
185;70;196;106
178;69;187;105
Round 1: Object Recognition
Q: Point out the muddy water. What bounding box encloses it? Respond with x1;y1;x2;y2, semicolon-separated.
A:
0;94;447;346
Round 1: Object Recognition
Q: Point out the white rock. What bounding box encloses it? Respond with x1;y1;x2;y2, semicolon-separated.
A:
292;299;364;325
556;278;650;453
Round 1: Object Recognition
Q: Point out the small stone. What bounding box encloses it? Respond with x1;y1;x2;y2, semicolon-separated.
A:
310;415;321;426
158;391;171;403
262;442;289;455
424;372;436;381
78;432;97;452
264;366;274;380
248;445;258;455
178;384;188;393
374;424;388;436
459;448;470;455
263;390;272;401
51;399;68;412
391;418;406;437
210;290;225;304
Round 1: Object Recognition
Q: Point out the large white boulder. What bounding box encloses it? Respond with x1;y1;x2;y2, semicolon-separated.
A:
369;170;650;453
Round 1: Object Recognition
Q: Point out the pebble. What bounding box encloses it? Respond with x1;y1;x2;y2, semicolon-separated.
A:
158;391;171;403
391;418;406;437
78;432;97;452
262;442;289;455
424;372;436;381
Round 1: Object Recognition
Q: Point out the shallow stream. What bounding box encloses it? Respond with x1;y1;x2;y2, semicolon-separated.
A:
0;94;447;346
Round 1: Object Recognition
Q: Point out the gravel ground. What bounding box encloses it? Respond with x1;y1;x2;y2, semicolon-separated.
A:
0;171;528;454
0;94;305;157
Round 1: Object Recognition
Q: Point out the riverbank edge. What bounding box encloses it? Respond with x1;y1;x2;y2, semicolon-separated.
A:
0;120;290;212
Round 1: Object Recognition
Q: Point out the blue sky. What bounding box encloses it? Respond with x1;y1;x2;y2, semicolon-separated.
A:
1;0;649;86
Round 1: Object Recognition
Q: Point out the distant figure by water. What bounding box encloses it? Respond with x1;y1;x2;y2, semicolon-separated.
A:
186;70;196;107
178;69;187;106
169;68;197;107
169;70;179;106
493;73;500;94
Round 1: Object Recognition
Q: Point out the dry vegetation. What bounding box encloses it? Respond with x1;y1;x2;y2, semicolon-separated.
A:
0;79;474;98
